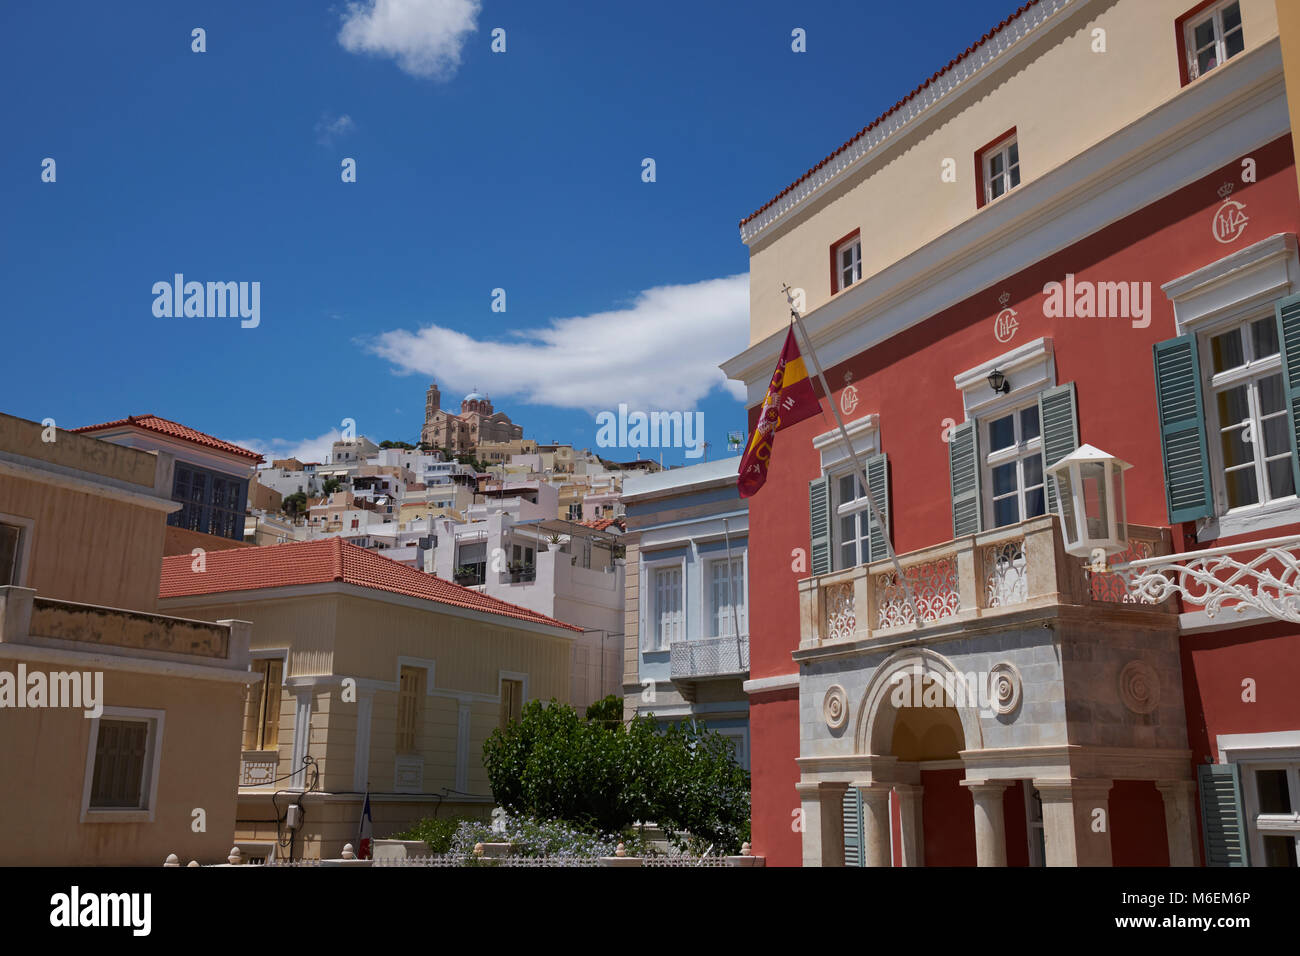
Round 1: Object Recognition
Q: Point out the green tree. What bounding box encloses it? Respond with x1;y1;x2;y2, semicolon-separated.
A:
584;694;623;730
322;477;342;496
482;699;750;852
281;491;308;517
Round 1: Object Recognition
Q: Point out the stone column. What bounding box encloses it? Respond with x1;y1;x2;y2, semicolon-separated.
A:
894;784;925;867
796;782;847;867
1036;779;1113;867
963;781;1009;867
856;783;893;868
1156;780;1202;867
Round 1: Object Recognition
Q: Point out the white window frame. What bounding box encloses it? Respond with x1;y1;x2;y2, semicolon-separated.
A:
0;512;35;588
498;670;529;722
1200;311;1297;518
982;135;1020;204
707;553;748;639
246;648;289;754
981;402;1046;530
81;706;165;823
1184;0;1244;82
1218;731;1300;866
831;469;874;571
835;235;862;293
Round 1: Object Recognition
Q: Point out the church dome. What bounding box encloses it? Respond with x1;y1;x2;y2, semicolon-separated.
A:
463;391;487;402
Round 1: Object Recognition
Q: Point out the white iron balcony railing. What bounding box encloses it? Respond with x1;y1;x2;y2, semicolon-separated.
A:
670;634;750;680
797;516;1175;647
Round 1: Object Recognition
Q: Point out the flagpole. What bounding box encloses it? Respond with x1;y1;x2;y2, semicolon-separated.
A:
783;288;923;626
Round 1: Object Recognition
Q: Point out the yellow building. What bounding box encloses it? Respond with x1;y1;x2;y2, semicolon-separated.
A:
0;412;253;865
157;537;579;861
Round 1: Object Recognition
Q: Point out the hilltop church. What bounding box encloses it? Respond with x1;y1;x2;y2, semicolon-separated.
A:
420;382;523;456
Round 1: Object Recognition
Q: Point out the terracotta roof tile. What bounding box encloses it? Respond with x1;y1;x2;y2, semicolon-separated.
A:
158;537;580;632
739;1;1039;228
72;414;264;463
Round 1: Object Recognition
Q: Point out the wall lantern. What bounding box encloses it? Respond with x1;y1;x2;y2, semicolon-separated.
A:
987;369;1011;394
1045;443;1131;559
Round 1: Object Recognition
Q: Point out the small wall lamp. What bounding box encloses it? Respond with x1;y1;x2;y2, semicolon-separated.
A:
987;369;1011;394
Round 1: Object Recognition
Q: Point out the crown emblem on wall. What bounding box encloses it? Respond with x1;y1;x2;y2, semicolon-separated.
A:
843;370;854;384
1218;182;1235;199
998;291;1011;307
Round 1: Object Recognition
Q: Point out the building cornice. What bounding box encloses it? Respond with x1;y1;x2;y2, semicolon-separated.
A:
722;39;1288;401
0;454;178;514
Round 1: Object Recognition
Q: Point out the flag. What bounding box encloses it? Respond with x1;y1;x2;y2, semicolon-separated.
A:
357;792;373;860
738;324;821;497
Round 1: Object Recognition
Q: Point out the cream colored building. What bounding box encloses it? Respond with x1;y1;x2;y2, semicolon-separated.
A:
156;537;578;861
0;412;253;866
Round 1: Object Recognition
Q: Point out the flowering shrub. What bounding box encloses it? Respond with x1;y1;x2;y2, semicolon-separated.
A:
393;812;649;860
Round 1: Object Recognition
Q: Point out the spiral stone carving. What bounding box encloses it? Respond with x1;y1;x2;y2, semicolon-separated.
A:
824;685;848;731
1119;660;1160;714
986;661;1022;715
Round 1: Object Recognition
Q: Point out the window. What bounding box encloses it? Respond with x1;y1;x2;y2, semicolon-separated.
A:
984;404;1046;528
653;566;683;649
169;463;248;540
243;657;283;751
830;230;862;294
834;473;874;570
1249;765;1299;866
0;522;25;586
499;678;523;729
981;134;1020;205
396;665;426;754
709;556;747;637
84;711;162;816
1181;0;1243;83
1205;316;1295;510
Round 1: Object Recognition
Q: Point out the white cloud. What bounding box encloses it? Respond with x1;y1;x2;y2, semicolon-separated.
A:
338;0;481;80
315;113;356;145
367;274;750;412
237;428;343;465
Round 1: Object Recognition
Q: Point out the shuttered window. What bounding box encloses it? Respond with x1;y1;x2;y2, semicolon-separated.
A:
843;788;864;867
983;405;1046;528
1153;335;1216;522
710;557;747;637
89;719;151;810
499;678;523;729
396;666;426;755
1198;763;1250;866
654;566;683;648
243;658;283;751
808;477;831;575
1038;383;1079;519
949;421;982;537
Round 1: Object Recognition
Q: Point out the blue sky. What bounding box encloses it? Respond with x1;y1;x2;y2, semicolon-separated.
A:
0;0;1015;466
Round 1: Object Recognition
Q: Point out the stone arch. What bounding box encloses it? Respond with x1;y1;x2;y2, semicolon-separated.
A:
853;647;984;757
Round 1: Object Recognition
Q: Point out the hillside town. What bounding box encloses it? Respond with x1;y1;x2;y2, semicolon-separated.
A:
8;4;1300;922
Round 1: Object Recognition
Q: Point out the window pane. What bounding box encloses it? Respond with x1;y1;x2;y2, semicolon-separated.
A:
1020;406;1041;441
1225;467;1259;508
1262;414;1291;458
1198;47;1218;74
1194;19;1216;50
838;475;855;505
840;541;854;570
1261;835;1298;867
1008;142;1018;166
840;514;856;551
1009;165;1021;189
989;153;1003;177
1256;769;1293;814
1211;328;1245;372
1266;457;1296;499
1023;454;1043;488
1025;486;1046;518
990;177;1004;200
1223;2;1241;32
1216;383;1250;430
994;496;1019;527
989;415;1015;451
1251;317;1279;359
1225;28;1244;59
992;462;1018;497
1258;373;1286;416
1220;425;1252;469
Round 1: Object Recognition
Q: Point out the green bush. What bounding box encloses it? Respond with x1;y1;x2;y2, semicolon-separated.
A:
386;816;465;853
584;694;623;729
482;699;750;853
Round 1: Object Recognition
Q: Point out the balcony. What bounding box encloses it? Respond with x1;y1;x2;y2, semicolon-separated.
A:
797;516;1175;650
670;634;750;682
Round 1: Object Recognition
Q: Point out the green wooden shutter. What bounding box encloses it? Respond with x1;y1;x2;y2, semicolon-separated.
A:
865;452;889;562
1273;292;1300;492
1153;335;1214;523
1198;763;1250;867
842;788;863;867
1038;383;1079;518
949;421;981;537
809;476;831;575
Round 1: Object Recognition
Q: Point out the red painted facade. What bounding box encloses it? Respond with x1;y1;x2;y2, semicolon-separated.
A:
747;134;1300;865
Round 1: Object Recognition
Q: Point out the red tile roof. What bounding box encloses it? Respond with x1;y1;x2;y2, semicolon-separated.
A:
72;414;264;463
739;1;1039;228
579;518;625;532
158;537;581;632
